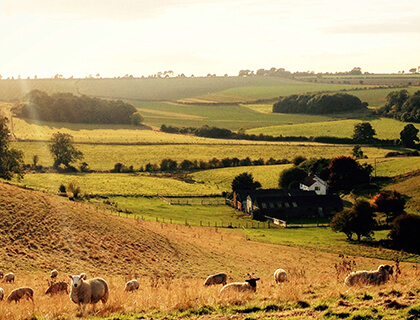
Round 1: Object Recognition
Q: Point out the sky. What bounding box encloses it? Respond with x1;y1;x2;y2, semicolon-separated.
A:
0;0;419;78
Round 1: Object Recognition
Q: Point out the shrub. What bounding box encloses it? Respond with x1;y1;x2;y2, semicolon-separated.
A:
389;214;420;253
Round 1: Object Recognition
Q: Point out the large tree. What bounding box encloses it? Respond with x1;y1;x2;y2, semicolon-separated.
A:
400;124;419;148
278;167;307;189
328;156;372;192
352;122;376;143
232;172;261;192
330;199;377;241
49;132;83;169
370;190;406;223
0;117;24;180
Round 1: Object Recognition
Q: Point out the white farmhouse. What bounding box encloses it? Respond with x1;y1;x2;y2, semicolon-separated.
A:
299;175;328;195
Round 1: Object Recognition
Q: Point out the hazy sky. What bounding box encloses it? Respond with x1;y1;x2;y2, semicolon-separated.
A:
1;0;419;78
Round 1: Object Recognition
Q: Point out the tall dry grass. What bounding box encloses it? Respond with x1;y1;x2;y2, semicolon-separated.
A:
0;259;418;319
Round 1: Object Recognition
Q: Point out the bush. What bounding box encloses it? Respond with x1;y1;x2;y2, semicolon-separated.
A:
389;214;420;253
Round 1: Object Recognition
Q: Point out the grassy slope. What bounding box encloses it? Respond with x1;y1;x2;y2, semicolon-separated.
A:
1;182;420;320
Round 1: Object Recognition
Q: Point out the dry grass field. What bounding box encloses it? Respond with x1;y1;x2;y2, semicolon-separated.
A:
1;183;420;319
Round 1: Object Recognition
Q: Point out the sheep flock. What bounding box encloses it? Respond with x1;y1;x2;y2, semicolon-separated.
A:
0;263;400;316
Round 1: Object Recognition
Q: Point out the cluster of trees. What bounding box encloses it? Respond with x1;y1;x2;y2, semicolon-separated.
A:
238;67;293;78
330;190;420;253
278;156;372;192
112;156;291;174
161;124;310;142
377;90;420;123
12;90;142;125
273;93;368;114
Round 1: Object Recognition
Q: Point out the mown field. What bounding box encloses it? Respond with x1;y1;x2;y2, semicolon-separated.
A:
14;141;393;171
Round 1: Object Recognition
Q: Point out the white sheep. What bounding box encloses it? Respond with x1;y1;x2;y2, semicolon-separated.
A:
124;279;139;292
50;269;58;279
0;287;4;300
3;273;15;283
344;265;394;286
274;269;287;283
68;273;109;316
219;277;260;295
204;273;227;286
7;287;34;303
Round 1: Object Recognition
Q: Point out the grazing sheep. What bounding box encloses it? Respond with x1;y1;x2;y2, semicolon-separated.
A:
219;278;260;295
7;287;34;303
45;280;69;295
50;269;58;279
68;273;109;315
204;273;228;286
124;279;140;292
274;269;287;283
344;265;394;286
3;273;14;283
0;288;4;300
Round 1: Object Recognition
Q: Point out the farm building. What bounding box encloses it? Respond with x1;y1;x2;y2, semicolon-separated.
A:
299;174;328;195
231;189;342;220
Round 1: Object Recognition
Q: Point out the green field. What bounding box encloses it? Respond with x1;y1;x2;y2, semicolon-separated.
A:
247;117;420;140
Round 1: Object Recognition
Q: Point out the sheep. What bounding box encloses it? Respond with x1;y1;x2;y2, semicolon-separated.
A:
50;269;58;279
204;273;227;286
3;272;15;283
45;280;69;295
0;288;4;300
344;265;394;286
219;277;260;295
7;287;34;303
124;279;140;292
274;269;287;283
68;273;109;316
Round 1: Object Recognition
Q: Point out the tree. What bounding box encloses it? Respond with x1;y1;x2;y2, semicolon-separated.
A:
232;172;261;192
328;156;372;192
352;145;364;159
130;112;144;126
370;190;406;222
352;122;376;143
400;124;419;148
388;214;420;253
49;132;83;169
298;158;331;181
278;167;307;189
330;199;377;241
0;117;24;180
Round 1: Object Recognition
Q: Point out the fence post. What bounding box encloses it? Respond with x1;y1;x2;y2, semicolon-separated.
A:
208;221;210;227
170;218;172;224
185;219;188;225
163;218;165;223
200;221;202;226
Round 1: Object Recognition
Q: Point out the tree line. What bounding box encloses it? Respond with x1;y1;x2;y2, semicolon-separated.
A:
377;89;420;123
272;93;368;114
12;90;142;125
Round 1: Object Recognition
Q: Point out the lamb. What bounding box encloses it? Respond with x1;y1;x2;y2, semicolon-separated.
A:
50;269;58;279
68;273;109;316
7;287;34;303
344;265;394;286
204;273;228;286
274;269;287;283
45;280;69;295
0;287;4;300
124;279;140;292
219;277;260;295
3;272;15;283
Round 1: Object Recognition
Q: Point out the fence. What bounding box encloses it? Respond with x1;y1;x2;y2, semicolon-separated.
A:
158;195;226;206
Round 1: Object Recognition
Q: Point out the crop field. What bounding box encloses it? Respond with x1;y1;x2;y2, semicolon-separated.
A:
13;141;390;171
247;118;420;140
346;87;420;108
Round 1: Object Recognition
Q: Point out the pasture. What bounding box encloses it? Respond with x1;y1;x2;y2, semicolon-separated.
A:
246;118;420;140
